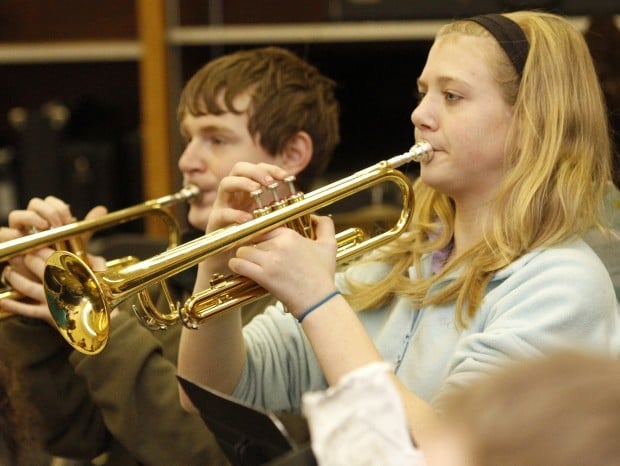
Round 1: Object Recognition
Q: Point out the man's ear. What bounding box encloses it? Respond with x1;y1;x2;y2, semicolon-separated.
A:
276;131;313;175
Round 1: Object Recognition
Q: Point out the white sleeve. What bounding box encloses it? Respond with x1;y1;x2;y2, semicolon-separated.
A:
302;362;426;466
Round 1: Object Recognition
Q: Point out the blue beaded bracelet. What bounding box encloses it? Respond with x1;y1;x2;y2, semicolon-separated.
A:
297;290;341;323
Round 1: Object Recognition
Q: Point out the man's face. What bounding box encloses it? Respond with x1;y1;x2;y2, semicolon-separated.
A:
178;92;276;231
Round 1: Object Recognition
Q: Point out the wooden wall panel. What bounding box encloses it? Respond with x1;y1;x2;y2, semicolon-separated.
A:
0;0;136;41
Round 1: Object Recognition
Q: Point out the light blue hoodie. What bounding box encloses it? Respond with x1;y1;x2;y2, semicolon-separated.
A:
233;238;620;412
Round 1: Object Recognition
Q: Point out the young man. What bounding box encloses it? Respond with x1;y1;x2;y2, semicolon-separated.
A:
0;46;339;466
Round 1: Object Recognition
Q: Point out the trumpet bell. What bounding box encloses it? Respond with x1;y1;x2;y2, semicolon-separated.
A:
44;251;110;354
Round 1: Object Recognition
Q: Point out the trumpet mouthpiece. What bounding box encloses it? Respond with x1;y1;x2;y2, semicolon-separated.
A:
388;140;434;168
180;184;201;202
408;140;433;163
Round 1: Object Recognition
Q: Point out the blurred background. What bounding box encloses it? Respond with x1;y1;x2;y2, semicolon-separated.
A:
0;0;617;237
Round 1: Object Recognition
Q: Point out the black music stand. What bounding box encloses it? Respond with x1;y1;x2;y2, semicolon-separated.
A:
177;376;316;466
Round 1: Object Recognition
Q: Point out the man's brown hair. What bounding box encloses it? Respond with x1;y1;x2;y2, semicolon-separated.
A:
178;46;340;191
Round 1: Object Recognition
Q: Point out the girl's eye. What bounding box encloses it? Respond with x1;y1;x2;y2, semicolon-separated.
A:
445;92;460;102
416;90;426;103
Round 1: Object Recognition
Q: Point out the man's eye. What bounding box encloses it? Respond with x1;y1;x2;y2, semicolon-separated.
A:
208;136;226;145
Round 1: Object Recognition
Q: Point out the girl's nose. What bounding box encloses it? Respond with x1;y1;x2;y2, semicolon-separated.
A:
410;96;436;132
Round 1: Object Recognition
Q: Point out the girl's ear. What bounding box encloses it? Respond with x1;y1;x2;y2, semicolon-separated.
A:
276;131;313;175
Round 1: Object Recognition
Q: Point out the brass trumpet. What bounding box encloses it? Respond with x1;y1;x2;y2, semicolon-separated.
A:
43;141;433;355
0;185;200;319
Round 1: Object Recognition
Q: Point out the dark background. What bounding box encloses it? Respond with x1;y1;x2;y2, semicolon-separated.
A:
0;0;617;229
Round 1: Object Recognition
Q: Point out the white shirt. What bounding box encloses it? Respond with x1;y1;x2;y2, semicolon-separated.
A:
302;362;426;466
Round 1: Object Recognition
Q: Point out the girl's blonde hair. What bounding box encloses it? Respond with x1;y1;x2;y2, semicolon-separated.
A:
346;11;612;326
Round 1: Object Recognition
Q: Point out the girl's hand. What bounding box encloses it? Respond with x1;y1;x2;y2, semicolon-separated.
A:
229;214;338;317
200;162;291;276
206;161;290;234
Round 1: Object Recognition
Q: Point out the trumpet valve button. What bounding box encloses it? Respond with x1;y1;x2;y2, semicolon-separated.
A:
267;182;280;203
250;189;264;209
283;175;298;195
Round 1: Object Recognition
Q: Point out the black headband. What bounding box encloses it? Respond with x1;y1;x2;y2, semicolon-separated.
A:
468;14;529;78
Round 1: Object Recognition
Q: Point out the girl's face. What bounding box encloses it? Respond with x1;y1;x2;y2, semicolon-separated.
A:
411;33;513;207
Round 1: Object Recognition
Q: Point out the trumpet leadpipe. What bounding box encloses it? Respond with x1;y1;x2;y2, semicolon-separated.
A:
43;140;432;353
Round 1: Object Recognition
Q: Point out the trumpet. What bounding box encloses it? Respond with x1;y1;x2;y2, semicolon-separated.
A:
43;141;433;355
0;185;200;318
